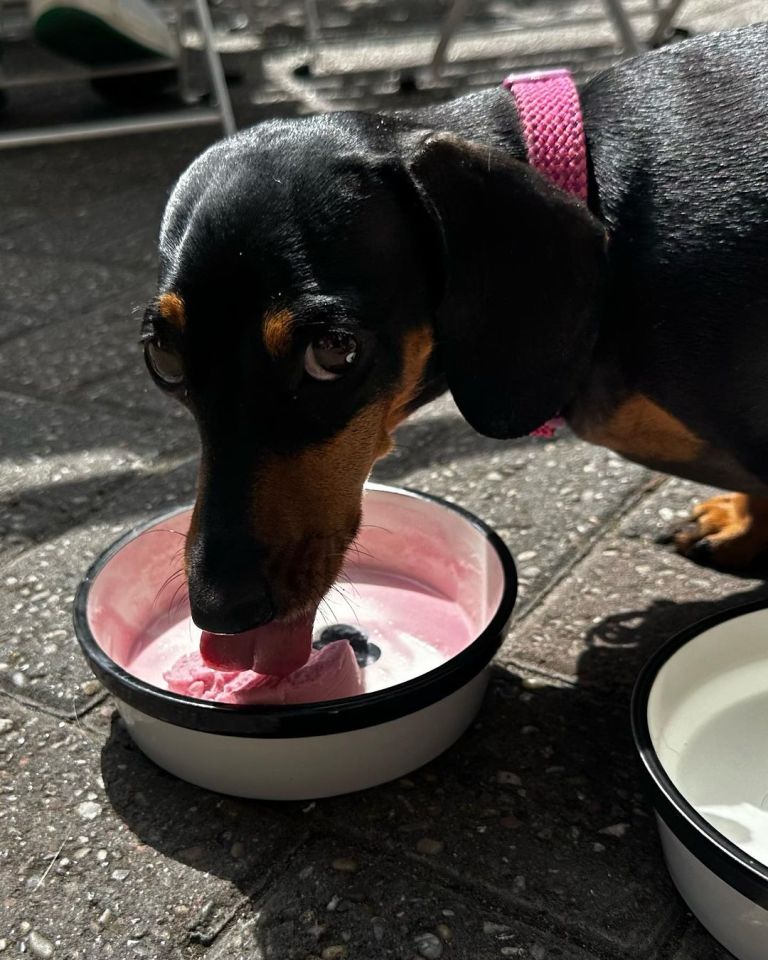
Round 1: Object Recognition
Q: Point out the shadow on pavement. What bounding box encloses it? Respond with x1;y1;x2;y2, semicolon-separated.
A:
577;581;768;692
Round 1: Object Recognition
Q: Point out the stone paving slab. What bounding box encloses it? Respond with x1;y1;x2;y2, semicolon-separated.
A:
0;132;212;217
280;673;687;959
0;189;166;274
1;390;169;501
499;477;768;692
0;252;146;339
0;391;196;565
0;296;154;403
70;356;194;425
0;694;304;960
207;833;603;960
0;497;75;566
0;459;197;713
1;311;60;345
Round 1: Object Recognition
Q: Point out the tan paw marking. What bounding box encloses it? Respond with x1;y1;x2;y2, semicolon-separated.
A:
673;493;768;569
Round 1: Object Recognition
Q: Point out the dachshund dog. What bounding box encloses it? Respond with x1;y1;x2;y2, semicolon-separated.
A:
142;23;768;646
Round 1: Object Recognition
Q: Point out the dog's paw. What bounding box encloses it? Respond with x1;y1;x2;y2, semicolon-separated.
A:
671;493;768;569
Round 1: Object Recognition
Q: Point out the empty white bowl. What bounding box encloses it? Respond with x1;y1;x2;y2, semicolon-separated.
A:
632;600;768;959
73;483;517;800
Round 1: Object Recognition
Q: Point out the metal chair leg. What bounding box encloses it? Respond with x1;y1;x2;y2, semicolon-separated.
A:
191;0;236;135
649;0;688;46
600;0;644;55
303;0;321;60
431;0;471;78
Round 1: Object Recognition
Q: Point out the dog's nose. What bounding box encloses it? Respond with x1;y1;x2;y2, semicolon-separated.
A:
186;538;275;634
188;574;275;633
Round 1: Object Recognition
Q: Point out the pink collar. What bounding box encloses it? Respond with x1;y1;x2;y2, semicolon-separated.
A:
503;68;588;201
503;68;588;438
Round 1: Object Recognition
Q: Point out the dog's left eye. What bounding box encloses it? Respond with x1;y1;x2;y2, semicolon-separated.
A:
304;331;359;381
145;339;184;386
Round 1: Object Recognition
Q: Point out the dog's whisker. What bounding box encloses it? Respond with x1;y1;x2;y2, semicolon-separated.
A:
326;582;360;624
356;522;393;535
153;568;186;611
167;580;189;623
316;597;336;628
347;538;379;563
133;527;188;541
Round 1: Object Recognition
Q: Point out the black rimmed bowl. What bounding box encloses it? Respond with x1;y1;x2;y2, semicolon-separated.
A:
632;600;768;959
73;483;517;800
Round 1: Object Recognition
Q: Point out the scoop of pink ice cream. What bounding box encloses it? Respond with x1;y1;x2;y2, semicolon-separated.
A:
164;640;364;705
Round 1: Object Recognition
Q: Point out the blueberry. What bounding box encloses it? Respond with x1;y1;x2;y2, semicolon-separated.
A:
314;624;381;667
317;623;367;646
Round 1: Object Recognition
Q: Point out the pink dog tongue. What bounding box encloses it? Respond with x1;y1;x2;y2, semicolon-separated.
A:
200;611;315;677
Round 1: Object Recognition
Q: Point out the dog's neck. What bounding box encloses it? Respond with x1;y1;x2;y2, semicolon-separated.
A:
397;87;529;164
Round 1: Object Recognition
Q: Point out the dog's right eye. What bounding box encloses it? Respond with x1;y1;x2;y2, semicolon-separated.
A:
304;331;359;382
145;339;184;387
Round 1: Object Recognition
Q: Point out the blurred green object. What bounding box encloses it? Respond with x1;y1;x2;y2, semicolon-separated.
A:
30;0;178;65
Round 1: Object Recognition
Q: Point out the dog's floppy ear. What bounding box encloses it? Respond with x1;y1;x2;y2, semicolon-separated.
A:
406;132;607;439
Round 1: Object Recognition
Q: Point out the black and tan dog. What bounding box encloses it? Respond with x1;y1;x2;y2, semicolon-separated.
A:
142;23;768;640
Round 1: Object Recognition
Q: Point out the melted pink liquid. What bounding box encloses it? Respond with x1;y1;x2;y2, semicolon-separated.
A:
127;568;474;699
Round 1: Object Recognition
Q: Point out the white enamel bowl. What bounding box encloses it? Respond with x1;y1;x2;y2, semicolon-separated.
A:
632;601;768;959
73;483;517;800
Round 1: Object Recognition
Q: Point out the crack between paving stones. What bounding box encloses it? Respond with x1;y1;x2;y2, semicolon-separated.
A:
0;313;63;349
511;472;669;631
0;360;142;399
499;657;585;690
185;832;315;951
67;361;157;396
0;299;152;362
0;687;106;737
0;385;198;444
487;663;634;733
399;850;658;960
0;243;148;279
489;660;580;692
2;240;155;275
655;915;706;960
0;453;199;576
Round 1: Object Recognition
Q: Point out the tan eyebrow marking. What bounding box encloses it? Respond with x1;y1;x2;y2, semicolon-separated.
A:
263;308;295;359
157;292;186;330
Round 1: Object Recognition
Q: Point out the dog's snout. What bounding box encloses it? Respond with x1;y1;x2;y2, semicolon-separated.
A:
187;536;274;633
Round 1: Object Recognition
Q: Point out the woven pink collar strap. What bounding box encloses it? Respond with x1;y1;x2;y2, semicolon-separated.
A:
503;68;588;202
502;69;587;440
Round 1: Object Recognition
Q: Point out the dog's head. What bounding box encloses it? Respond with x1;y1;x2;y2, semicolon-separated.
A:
143;110;606;634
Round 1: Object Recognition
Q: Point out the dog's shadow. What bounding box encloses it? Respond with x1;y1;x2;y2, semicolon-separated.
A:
100;579;768;955
576;580;768;691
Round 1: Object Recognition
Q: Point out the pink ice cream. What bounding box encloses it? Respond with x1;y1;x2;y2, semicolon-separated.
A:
164;639;363;705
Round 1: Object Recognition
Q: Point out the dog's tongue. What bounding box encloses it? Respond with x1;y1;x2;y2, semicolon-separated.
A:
200;611;315;677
